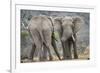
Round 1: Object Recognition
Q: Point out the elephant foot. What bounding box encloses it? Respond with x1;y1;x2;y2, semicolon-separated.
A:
62;58;65;60
62;56;72;60
74;55;78;59
39;57;48;61
49;56;53;61
62;57;67;60
58;57;61;60
67;56;72;60
39;57;45;61
42;57;48;61
40;59;48;61
28;58;34;62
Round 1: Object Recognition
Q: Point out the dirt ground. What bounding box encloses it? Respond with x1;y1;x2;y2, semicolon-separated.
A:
21;46;89;63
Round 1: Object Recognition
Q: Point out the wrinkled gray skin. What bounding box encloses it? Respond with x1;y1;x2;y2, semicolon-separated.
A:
53;16;83;59
28;15;61;61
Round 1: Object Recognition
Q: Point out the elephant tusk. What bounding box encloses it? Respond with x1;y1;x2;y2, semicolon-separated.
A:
72;35;75;42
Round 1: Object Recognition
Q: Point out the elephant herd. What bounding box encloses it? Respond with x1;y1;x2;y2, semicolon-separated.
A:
22;15;83;62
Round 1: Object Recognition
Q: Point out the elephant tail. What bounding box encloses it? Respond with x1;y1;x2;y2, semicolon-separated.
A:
48;17;54;33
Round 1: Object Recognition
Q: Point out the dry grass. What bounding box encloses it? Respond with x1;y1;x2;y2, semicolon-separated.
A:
21;46;90;63
78;46;89;59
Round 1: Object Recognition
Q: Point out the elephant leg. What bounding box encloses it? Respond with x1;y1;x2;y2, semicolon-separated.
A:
51;34;61;60
73;42;78;59
42;45;48;61
29;44;36;61
30;29;43;61
61;38;72;60
61;41;66;59
61;40;68;60
72;34;78;59
42;30;54;61
39;47;44;61
67;38;72;59
64;40;72;59
43;43;53;61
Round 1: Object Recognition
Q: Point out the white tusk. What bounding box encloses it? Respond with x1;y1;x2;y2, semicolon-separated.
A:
22;22;28;30
72;35;75;42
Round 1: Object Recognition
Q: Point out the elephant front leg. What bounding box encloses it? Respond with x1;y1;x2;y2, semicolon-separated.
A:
65;40;72;59
61;40;70;60
67;39;73;59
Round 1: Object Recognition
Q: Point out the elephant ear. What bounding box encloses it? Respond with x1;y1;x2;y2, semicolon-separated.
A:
54;17;62;24
54;17;63;36
54;17;63;30
72;16;84;33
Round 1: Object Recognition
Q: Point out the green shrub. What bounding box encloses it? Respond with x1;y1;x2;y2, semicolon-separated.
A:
21;31;29;39
54;32;59;39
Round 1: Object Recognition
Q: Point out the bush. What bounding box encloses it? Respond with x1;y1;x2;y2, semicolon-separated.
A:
21;31;29;39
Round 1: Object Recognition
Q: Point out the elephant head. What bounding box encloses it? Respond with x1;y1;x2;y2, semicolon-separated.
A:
53;16;83;59
54;16;83;40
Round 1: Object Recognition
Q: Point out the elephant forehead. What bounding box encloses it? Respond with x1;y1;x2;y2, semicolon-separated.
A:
63;17;73;22
62;21;73;27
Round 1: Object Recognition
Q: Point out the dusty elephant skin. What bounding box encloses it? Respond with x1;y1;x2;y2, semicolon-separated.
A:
53;16;83;59
27;15;61;61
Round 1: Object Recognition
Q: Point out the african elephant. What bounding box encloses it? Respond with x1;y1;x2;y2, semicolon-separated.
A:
53;16;83;59
28;15;61;61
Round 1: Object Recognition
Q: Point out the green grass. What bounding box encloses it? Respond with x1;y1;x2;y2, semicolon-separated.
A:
21;31;29;39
